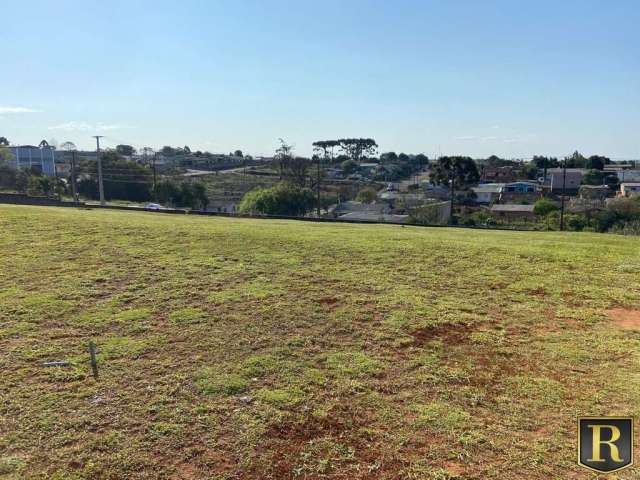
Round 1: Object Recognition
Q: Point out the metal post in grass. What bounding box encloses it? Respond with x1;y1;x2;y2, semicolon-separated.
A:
560;157;567;231
449;165;455;226
88;341;98;379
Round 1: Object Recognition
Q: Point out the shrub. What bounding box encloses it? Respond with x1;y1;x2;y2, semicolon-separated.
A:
238;183;315;216
533;198;559;216
355;187;378;204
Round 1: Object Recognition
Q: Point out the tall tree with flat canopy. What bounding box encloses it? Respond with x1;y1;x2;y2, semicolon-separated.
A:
429;156;480;187
338;138;378;163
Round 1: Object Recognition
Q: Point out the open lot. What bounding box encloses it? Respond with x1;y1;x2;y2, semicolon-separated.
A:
1;205;639;479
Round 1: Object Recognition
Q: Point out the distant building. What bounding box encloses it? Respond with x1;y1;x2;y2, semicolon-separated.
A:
619;183;640;197
338;212;408;224
330;201;385;216
612;170;640;183
501;181;540;203
8;145;61;176
544;168;584;194
579;185;609;200
472;183;504;204
481;166;522;183
472;182;538;204
490;204;536;221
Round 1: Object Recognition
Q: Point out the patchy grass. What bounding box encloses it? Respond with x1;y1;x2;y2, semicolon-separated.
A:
1;205;640;479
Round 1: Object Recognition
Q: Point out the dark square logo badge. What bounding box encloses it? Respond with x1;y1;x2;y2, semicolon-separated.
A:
578;417;634;473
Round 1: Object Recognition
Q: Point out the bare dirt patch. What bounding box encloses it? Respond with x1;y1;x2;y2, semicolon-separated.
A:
607;308;640;330
411;322;470;346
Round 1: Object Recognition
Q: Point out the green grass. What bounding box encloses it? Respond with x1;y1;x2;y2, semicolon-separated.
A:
1;205;640;479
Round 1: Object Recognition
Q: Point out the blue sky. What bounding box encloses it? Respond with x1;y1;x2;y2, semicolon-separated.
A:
2;0;639;158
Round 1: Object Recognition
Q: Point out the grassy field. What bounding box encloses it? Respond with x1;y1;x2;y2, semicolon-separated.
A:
1;205;640;479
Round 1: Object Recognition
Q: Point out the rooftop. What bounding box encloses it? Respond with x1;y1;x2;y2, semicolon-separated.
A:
490;204;536;212
473;183;505;193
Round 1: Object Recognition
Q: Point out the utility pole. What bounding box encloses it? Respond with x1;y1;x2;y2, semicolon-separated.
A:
71;150;78;204
152;153;158;200
92;136;105;205
449;165;455;226
316;156;321;217
559;157;567;231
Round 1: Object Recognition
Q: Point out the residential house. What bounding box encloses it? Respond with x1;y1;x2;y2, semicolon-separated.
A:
619;183;640;197
481;166;519;183
544;168;584;194
472;183;504;204
378;191;426;212
613;170;640;183
490;204;536;221
579;185;609;200
501;181;540;202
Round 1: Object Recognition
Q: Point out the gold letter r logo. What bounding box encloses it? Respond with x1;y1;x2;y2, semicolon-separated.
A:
588;424;624;463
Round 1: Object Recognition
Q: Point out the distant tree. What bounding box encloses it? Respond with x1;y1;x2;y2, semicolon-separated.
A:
27;175;65;198
272;139;310;186
338;138;378;163
312;140;340;161
582;169;605;185
273;139;293;179
191;182;209;210
154;180;181;205
0;144;14;165
184;145;191;154
532;155;559;170
565;151;587;168
484;155;518;167
341;159;358;175
0;164;16;188
161;146;177;156
585;155;610;170
533;198;559;216
0;137;8;146
429;156;480;187
414;153;429;167
398;153;410;163
356;187;378;204
238;183;315;216
60;141;76;151
233;149;243;157
15;170;30;193
379;152;398;164
283;157;312;186
116;144;136;157
79;151;152;201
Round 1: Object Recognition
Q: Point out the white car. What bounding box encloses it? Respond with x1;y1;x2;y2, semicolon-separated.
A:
145;203;162;210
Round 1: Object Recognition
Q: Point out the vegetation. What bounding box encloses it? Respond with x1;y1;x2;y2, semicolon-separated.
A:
154;179;209;210
238;183;315;216
1;205;640;479
429;156;480;187
77;151;153;202
355;186;378;203
533;198;559;216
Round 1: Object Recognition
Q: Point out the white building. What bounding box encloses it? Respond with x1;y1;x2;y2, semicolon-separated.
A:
620;183;640;197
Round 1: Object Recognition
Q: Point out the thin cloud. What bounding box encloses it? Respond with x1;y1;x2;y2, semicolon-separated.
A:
48;121;133;132
0;106;40;114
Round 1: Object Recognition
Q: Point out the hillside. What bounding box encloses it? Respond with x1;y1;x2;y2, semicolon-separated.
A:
1;205;639;479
